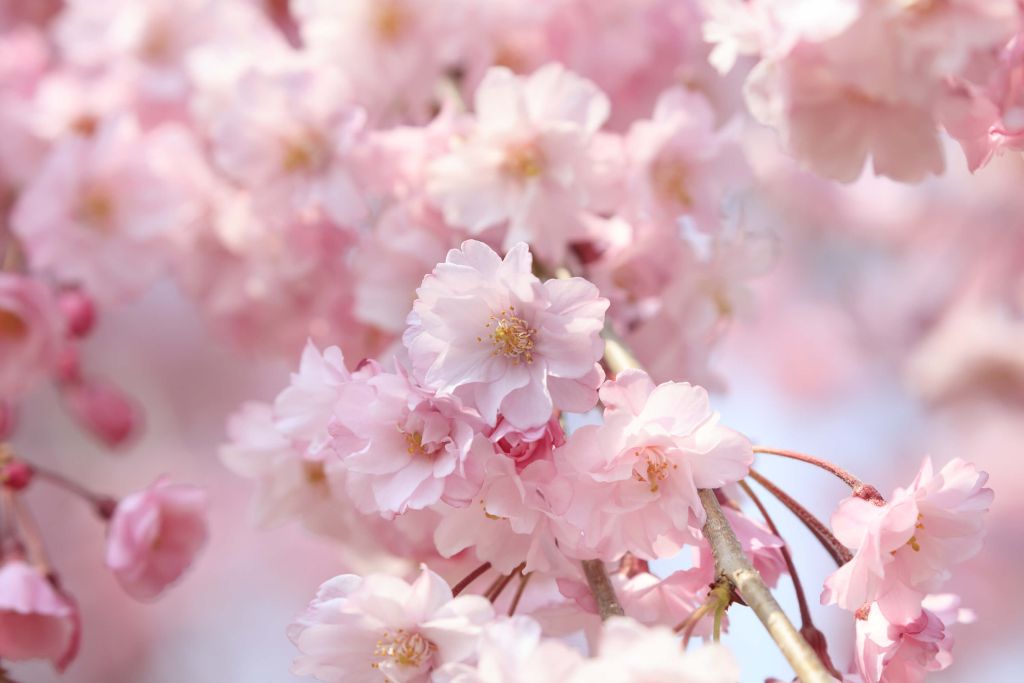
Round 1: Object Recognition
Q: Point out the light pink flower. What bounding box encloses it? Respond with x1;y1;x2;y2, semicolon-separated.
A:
404;240;607;430
295;0;460;124
330;369;486;516
427;65;610;263
11;117;202;303
288;566;494;683
555;369;753;559
853;599;968;683
568;616;740;683
624;87;749;232
106;477;208;601
0;559;80;672
0;274;64;399
823;458;992;621
433;445;574;575
433;616;584;683
208;66;368;227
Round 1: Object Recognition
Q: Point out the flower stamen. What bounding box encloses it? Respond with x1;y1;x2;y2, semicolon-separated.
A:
482;307;537;365
372;629;436;670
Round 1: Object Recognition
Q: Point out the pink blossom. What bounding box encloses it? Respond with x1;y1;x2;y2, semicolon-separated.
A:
220;401;356;537
823;458;992;621
624;87;749;232
427;65;610;263
330;369;486;516
434;445;574;575
555;369;753;559
433;616;585;683
288;566;494;683
105;477;208;601
294;0;459;124
569;616;740;683
208;66;368;227
60;377;140;448
853;596;974;683
0;559;80;672
11;117;202;303
404;240;607;430
0;274;64;399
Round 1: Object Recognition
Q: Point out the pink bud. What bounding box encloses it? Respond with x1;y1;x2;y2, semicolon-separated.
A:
57;289;96;338
61;379;140;448
53;345;82;385
0;459;33;491
0;559;80;672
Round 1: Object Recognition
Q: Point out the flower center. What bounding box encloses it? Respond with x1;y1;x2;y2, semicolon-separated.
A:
373;629;436;670
78;189;116;233
0;309;28;340
481;307;537;364
650;155;693;208
303;460;327;486
373;1;412;43
282;132;330;174
503;142;545;180
906;514;925;552
632;446;676;493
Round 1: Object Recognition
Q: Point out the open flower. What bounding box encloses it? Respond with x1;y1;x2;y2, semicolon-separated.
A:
0;273;64;399
0;559;80;672
404;240;607;430
330;369;486;517
555;369;753;559
822;457;992;621
569;616;740;683
288;566;494;683
105;477;208;601
427;64;610;263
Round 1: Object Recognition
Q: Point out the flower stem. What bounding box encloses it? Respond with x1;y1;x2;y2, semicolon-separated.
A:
699;489;832;683
28;464;118;519
451;562;491;596
753;447;885;505
508;572;532;616
748;469;852;566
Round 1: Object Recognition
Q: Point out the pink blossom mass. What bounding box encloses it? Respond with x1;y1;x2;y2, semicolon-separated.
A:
0;1;1017;682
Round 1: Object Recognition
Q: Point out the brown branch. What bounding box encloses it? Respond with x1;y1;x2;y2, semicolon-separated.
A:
699;489;832;683
581;559;625;620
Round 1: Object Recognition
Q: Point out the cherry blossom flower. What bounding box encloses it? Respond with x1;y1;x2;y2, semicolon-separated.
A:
294;0;458;124
11;117;202;303
404;240;607;430
330;369;486;516
432;616;584;683
105;477;208;601
208;66;368;227
569;616;740;683
854;600;964;683
0;273;64;399
288;566;494;683
623;87;749;233
59;376;140;448
0;558;80;672
556;369;753;559
822;458;992;621
427;65;610;263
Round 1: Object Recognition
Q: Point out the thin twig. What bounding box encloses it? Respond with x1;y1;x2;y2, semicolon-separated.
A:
451;562;491;596
749;470;852;566
753;447;885;504
507;572;532;616
29;463;118;519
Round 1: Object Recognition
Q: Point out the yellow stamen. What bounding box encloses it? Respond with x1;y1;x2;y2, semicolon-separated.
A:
372;629;436;670
483;307;537;365
502;143;545;180
632;447;677;493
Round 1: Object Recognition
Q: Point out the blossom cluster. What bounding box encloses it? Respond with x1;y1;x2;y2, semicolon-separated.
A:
0;0;1011;680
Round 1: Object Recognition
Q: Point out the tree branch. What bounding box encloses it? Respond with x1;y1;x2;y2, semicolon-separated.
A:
699;489;832;683
581;559;625;620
